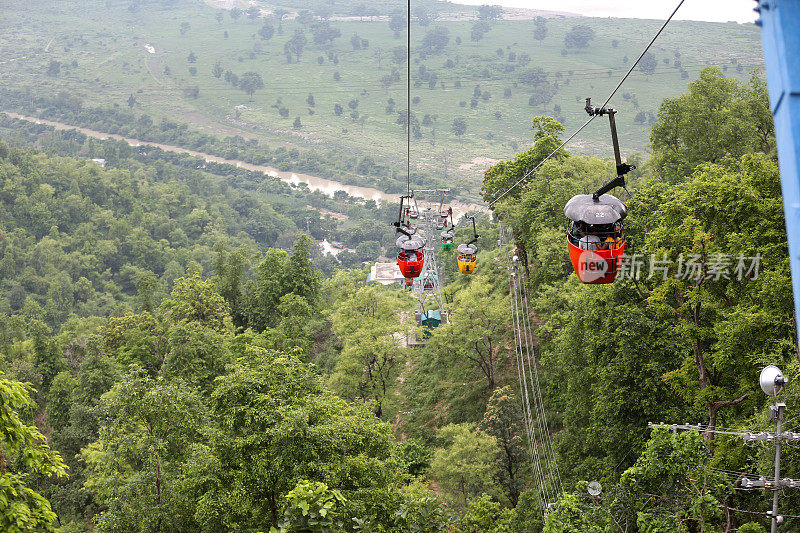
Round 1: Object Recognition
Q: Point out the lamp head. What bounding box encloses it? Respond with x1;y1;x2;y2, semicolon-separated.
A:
760;365;787;396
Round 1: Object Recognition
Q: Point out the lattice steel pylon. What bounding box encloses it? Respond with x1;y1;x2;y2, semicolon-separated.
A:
413;207;447;322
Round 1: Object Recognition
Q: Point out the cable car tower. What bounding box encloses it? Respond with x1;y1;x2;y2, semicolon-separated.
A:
408;190;450;346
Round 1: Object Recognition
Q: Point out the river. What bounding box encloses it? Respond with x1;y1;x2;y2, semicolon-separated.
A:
3;112;487;219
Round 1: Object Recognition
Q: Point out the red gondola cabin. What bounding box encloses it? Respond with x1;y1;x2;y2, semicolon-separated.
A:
564;194;626;284
396;234;425;279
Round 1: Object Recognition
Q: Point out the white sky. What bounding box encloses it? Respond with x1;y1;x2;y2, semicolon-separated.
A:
456;0;758;23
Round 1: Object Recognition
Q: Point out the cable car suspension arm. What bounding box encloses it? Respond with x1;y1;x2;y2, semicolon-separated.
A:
584;98;635;201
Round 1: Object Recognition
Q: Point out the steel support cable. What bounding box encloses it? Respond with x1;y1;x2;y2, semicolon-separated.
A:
518;268;563;496
509;259;552;508
485;0;686;210
503;223;549;506
406;0;411;196
512;265;559;505
511;271;548;503
509;266;550;507
519;294;562;496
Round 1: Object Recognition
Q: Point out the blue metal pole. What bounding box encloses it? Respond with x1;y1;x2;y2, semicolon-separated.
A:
757;0;800;326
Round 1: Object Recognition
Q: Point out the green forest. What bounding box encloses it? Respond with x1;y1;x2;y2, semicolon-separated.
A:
2;54;797;530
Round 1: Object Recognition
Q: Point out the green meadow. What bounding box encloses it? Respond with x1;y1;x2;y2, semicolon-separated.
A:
0;0;763;196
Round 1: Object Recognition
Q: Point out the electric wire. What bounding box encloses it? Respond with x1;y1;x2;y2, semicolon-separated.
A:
512;272;551;508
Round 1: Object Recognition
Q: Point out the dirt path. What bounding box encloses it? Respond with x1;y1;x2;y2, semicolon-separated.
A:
2;111;488;216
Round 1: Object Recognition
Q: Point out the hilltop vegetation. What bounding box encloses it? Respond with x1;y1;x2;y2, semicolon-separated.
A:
0;61;795;531
0;0;762;197
0;0;794;529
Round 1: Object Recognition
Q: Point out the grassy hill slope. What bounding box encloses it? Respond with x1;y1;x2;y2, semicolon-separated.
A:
0;0;762;197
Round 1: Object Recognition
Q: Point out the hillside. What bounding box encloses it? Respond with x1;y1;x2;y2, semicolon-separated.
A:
2;1;798;532
0;0;762;198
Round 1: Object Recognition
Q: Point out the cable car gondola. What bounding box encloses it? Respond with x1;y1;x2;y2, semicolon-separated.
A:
564;99;633;284
394;194;425;279
440;207;454;251
457;216;479;274
436;194;449;230
397;234;425;279
441;231;454;251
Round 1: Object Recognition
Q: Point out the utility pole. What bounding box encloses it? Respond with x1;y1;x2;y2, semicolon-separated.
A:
761;365;789;532
649;365;799;530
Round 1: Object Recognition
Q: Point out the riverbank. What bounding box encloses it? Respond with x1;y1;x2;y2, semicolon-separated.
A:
2;112;487;219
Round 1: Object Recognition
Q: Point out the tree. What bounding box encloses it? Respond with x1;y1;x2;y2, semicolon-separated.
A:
638;154;787;445
638;51;657;76
293;116;301;129
650;67;773;181
238;71;265;101
127;93;136;108
197;350;400;528
451;116;467;142
334;103;343;116
241;237;320;333
259;22;275;41
46;60;61;77
187;51;196;63
180;21;190;35
421;27;449;54
533;16;547;41
310;21;341;46
284;31;307;63
160;273;231;332
477;4;503;20
212;61;223;78
229;7;242;20
306;93;315;107
389;9;407;38
564;24;595;49
246;6;260;19
429;424;499;507
518;66;548;87
458;494;513;532
429;279;512;391
392;45;407;66
481;386;527;507
617;429;729;529
82;366;207;531
470;21;491;42
328;286;407;418
0;374;68;533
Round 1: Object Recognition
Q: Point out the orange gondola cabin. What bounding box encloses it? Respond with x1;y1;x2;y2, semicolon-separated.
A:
564;194;626;284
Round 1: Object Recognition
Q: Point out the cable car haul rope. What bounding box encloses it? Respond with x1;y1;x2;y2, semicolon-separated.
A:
389;0;686;513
